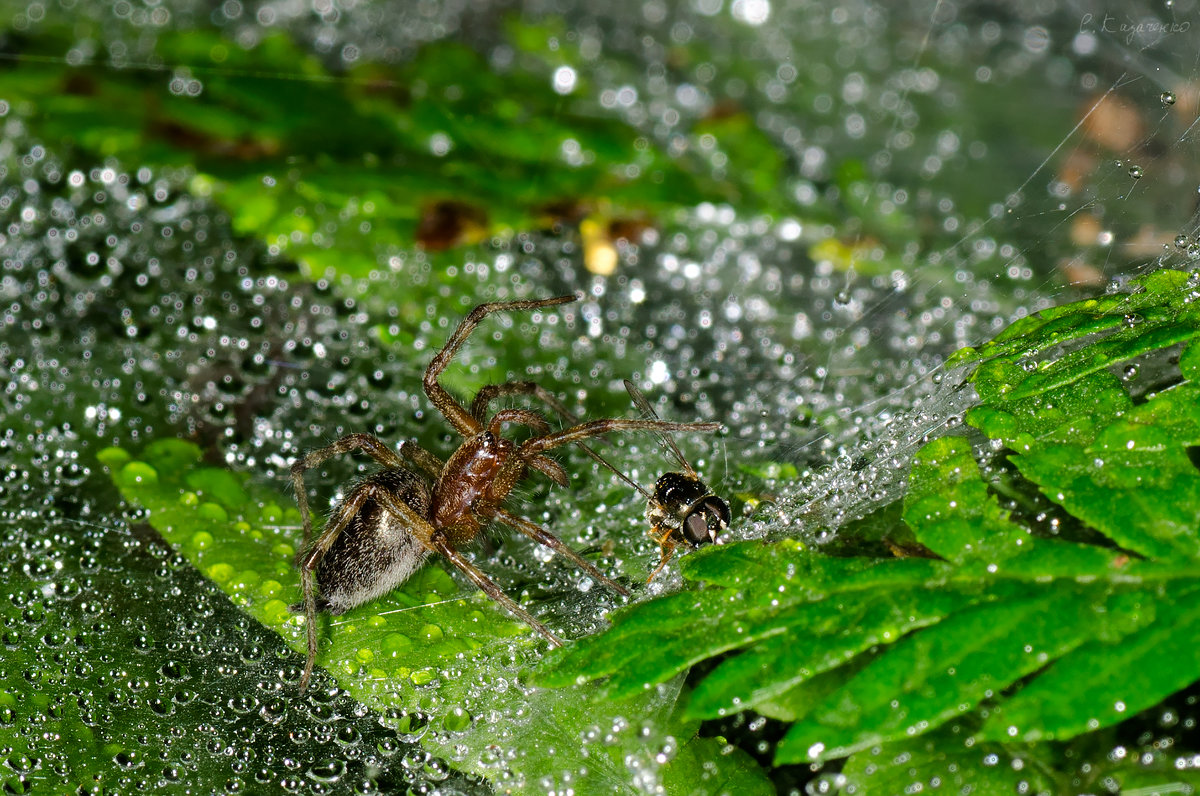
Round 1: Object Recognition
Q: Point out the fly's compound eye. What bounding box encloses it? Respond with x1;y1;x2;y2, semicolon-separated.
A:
682;496;732;546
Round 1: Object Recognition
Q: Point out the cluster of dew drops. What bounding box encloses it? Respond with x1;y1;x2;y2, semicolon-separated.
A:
0;110;491;792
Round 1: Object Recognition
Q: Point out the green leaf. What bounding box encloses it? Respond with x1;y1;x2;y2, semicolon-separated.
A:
904;436;1027;565
980;585;1200;742
4;22;798;280
536;542;959;702
661;735;775;796
775;585;1152;763
836;726;1058;796
685;588;974;720
948;269;1199;371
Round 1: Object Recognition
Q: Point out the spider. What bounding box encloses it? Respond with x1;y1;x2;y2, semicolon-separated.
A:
290;295;721;690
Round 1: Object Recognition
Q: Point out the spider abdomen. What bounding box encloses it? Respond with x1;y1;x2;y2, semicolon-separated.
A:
317;469;433;614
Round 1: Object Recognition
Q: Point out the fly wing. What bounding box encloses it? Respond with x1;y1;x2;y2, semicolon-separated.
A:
623;379;697;477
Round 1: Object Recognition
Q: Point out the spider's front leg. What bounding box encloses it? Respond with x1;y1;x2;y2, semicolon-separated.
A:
471;381;643;494
427;535;565;648
292;469;436;691
422;295;577;439
520;418;722;457
290;433;408;551
469;381;578;426
493;508;631;597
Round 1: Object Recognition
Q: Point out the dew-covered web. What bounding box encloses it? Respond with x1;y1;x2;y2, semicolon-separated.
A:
3;0;1200;792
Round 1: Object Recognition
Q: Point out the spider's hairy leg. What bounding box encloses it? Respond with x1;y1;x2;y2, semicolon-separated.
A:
291;433;407;547
432;537;565;648
423;295;577;439
396;440;444;481
494;508;630;597
370;489;567;647
293;486;372;691
470;381;577;424
520;419;722;457
289;433;408;692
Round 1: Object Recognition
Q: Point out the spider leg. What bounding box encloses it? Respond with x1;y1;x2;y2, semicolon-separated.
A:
289;433;414;692
291;433;410;577
293;486;373;691
360;488;565;648
295;480;441;689
423;295;577;438
520;419;721;457
430;535;565;648
472;382;651;496
470;381;577;425
493;507;631;597
486;407;552;435
397;440;444;481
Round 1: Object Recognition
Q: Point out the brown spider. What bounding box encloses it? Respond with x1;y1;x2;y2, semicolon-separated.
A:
290;295;721;690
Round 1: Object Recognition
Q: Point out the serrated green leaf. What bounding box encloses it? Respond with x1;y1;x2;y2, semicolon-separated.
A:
540;334;1200;759
904;436;1026;565
960;271;1200;562
1011;391;1200;560
955;269;1196;368
836;726;1058;796
980;586;1200;742
752;652;876;723
966;370;1131;449
1006;312;1200;401
537;543;958;701
775;584;1153;763
685;588;978;720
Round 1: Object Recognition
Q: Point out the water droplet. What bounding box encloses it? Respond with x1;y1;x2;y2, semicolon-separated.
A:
1161;91;1176;106
197;501;228;522
117;461;158;487
307;758;346;783
443;705;472;732
1122;313;1144;328
207;562;234;583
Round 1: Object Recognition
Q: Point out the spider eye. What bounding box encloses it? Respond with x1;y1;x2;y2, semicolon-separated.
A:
682;497;730;546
